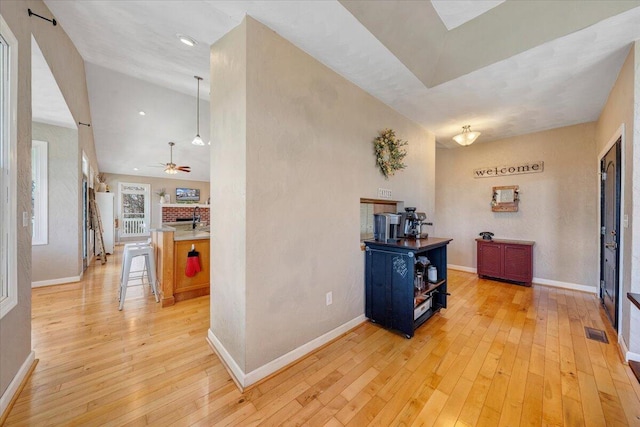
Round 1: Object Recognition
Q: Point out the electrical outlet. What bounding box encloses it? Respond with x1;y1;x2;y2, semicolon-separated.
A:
326;291;333;306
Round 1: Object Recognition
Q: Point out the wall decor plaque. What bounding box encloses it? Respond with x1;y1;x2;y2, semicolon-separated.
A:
474;161;543;178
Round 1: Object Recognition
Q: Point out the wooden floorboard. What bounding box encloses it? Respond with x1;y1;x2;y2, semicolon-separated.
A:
3;251;640;426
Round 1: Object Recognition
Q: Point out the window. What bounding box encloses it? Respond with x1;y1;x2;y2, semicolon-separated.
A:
119;182;150;237
32;140;48;245
1;16;18;318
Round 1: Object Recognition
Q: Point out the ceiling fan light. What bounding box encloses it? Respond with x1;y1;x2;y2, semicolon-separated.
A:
192;134;205;146
165;167;178;175
453;125;481;146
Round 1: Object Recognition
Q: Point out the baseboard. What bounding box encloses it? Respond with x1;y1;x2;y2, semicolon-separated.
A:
207;314;366;389
447;265;596;294
448;264;477;273
626;351;640;362
206;331;246;392
32;275;81;288
532;277;596;294
0;351;36;421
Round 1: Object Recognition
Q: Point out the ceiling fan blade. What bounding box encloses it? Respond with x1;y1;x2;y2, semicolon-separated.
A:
176;166;191;172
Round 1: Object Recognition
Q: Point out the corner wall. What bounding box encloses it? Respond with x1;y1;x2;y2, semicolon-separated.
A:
209;17;435;384
31;122;80;283
0;0;99;406
435;123;598;290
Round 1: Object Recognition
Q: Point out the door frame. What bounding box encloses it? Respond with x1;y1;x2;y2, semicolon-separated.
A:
597;124;625;335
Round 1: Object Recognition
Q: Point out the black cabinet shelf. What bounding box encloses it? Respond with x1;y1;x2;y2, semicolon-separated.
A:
364;237;452;338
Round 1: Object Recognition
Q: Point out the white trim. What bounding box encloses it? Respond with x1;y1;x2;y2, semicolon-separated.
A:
32;275;81;288
207;314;366;388
596;124;625;335
206;330;246;389
118;182;151;238
0;351;35;418
625;351;640;363
448;264;477;273
160;203;210;208
0;15;19;319
532;277;596;294
31;140;48;246
618;331;640;362
448;264;596;293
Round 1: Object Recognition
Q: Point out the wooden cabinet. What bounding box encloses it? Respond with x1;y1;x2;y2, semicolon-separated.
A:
364;238;452;338
173;239;210;301
152;229;210;307
476;238;534;286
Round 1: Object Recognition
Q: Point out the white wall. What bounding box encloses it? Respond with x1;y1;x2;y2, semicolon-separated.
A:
210;17;435;383
31;122;80;283
435;122;598;289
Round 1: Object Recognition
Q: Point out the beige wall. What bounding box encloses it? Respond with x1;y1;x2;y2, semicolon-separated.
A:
210;17;436;379
32;122;80;283
210;19;248;369
595;44;639;356
0;0;99;399
435;123;598;288
633;42;640;356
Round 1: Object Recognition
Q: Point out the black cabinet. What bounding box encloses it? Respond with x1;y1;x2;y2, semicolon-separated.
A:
364;238;452;338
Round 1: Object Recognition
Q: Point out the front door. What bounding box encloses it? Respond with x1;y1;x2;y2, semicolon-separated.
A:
600;138;621;329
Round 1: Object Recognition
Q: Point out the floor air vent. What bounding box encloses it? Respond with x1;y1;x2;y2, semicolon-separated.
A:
585;326;609;344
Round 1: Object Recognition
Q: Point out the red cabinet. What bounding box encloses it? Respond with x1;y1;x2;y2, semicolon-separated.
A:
476;238;534;286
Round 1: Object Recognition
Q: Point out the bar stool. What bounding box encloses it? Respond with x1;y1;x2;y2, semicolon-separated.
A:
119;244;159;310
121;239;152;286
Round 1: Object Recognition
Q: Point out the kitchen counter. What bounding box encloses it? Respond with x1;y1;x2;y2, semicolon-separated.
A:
174;229;211;241
152;223;210;241
151;224;210;307
364;237;453;251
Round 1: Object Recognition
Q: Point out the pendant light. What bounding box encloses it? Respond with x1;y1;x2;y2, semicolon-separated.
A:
191;76;205;146
453;125;480;146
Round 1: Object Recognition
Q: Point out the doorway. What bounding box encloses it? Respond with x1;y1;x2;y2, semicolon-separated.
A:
600;137;621;329
118;182;151;238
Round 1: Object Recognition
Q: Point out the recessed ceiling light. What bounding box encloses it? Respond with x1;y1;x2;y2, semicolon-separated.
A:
177;34;197;47
133;167;139;171
138;111;146;116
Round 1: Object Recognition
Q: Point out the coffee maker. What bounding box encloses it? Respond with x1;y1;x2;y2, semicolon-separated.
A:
373;213;401;243
399;207;429;239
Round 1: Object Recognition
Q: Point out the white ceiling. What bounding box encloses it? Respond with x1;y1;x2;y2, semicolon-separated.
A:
36;1;640;181
431;0;506;30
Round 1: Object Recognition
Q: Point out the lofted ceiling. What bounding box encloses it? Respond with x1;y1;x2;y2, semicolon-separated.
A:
35;0;640;182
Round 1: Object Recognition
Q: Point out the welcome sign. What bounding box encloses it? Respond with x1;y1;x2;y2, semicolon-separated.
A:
473;161;544;178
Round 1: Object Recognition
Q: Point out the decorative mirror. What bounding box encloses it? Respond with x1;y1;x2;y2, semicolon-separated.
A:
492;185;519;212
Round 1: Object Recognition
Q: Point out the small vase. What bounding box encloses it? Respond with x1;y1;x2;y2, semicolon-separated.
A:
159;197;165;204
97;183;107;192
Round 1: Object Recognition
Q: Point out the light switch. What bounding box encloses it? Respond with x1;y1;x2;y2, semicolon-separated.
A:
22;211;29;227
623;214;629;228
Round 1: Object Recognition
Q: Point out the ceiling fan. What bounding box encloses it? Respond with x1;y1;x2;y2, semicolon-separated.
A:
163;142;191;174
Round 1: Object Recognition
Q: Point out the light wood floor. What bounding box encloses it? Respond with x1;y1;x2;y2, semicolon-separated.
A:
4;248;640;426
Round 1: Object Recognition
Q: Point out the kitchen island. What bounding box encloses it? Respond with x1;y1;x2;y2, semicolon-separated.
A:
152;223;210;307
